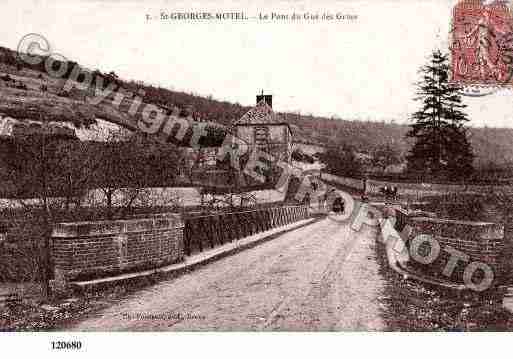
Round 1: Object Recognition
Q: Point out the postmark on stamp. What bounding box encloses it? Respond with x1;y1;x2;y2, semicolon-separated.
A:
450;0;513;95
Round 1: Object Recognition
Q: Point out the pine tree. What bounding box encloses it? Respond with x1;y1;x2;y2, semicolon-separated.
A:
406;50;474;178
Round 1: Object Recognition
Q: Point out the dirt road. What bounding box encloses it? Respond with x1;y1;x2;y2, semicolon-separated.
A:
73;218;385;331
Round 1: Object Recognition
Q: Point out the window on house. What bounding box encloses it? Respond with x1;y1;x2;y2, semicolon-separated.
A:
269;126;284;142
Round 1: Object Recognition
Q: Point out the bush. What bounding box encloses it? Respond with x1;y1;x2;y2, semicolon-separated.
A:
421;193;485;221
0;210;49;283
318;145;361;178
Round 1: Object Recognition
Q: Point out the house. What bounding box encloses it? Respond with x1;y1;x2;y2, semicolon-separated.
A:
184;94;295;193
232;94;292;164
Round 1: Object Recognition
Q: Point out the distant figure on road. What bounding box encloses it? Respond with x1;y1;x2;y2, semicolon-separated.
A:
391;186;398;201
319;191;327;212
303;192;311;207
332;196;344;214
361;178;368;202
379;185;398;203
380;186;389;198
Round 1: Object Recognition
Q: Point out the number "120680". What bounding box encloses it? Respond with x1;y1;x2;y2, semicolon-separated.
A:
51;341;82;350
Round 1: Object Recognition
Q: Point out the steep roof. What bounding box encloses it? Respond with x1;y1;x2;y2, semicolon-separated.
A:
233;100;289;128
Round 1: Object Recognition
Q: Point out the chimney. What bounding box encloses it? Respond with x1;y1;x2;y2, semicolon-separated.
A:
256;93;272;108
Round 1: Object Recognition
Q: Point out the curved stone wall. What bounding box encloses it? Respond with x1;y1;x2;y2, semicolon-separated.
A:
394;208;506;288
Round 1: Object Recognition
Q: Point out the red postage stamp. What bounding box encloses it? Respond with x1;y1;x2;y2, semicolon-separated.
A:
451;0;513;86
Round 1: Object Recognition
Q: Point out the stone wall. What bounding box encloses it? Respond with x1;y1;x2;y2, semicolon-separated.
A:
394;208;506;287
51;213;184;285
51;205;311;286
320;172;509;197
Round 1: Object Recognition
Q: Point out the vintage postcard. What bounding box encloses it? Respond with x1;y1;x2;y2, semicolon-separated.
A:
1;0;513;354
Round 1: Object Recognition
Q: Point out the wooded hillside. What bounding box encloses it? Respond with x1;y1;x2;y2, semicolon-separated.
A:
1;45;513;169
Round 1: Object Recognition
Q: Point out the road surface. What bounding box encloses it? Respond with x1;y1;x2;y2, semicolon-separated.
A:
73;218;385;331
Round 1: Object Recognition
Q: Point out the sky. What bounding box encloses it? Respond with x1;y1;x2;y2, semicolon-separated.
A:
2;0;513;128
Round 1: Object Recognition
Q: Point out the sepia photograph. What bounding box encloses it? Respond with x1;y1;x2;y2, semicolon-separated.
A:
1;0;513;356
